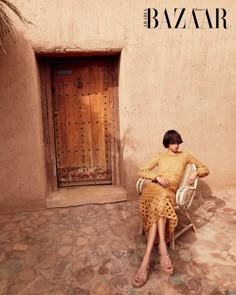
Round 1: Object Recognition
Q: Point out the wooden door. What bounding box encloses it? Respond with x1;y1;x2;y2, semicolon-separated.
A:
51;57;118;187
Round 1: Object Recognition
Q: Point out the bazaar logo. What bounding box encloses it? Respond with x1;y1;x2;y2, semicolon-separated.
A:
144;8;227;29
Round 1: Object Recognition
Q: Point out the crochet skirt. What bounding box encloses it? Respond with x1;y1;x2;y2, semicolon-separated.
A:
139;182;178;239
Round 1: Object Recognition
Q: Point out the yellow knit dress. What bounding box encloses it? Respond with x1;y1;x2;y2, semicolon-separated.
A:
138;151;209;237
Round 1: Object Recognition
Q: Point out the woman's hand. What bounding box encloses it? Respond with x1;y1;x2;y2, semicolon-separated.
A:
187;171;198;185
155;176;169;188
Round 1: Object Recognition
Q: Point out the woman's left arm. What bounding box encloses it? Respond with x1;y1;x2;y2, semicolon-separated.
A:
187;153;210;178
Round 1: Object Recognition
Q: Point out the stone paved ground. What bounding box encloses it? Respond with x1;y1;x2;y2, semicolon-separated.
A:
0;189;235;295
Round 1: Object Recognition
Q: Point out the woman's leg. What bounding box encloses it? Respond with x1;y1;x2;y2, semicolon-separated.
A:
140;218;169;268
157;217;168;253
141;223;157;268
157;217;173;273
133;223;157;286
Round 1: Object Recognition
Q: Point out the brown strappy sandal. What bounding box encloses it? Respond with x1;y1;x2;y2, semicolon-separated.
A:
132;265;150;288
160;252;173;275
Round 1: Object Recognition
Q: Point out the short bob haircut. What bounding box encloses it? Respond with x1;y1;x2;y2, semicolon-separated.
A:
163;130;183;148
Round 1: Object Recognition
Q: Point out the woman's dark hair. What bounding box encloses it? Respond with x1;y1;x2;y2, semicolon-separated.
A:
163;130;183;148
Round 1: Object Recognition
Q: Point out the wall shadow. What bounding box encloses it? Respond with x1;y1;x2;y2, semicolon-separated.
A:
119;127;139;198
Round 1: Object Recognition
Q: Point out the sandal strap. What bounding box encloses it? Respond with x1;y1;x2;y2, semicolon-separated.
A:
133;265;149;285
160;253;172;269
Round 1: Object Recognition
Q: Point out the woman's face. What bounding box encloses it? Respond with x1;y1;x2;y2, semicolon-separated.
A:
168;143;180;153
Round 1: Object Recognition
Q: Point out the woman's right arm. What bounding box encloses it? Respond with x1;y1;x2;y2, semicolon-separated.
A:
137;154;160;180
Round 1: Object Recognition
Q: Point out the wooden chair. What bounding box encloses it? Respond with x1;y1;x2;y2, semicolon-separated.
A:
136;164;198;250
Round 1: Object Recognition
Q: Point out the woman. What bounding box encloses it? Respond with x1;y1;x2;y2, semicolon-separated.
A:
133;130;209;288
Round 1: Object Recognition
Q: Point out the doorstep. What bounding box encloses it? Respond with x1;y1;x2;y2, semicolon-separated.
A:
46;185;127;208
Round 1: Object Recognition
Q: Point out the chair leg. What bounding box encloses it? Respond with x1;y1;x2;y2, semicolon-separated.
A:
175;224;193;239
170;231;175;250
183;210;197;233
172;209;197;247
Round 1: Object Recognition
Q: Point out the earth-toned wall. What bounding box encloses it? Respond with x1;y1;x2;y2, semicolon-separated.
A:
0;0;235;212
0;33;47;212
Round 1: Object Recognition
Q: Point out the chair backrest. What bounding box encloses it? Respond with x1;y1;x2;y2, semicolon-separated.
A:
175;164;198;209
179;163;198;189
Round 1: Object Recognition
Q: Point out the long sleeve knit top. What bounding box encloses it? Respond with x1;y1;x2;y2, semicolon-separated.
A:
138;151;209;189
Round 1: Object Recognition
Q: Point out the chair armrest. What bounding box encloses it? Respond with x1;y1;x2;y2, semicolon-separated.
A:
136;178;145;195
175;184;197;209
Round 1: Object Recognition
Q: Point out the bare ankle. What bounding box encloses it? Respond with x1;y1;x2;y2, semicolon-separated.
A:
159;242;167;254
140;257;150;269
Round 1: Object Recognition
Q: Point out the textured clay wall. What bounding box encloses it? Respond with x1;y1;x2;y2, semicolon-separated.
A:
0;0;235;211
0;33;47;213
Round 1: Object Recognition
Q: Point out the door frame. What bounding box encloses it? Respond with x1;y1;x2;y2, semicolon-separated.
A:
37;53;121;194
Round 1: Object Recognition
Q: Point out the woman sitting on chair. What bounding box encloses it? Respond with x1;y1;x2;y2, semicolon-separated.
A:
133;130;209;288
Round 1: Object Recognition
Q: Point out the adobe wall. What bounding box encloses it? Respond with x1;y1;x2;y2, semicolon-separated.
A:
0;0;235;212
0;33;47;213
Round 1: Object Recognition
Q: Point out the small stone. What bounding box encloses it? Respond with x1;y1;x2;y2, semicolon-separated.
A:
179;249;192;263
38;268;54;280
89;250;105;267
112;250;127;258
98;265;109;275
13;243;28;251
75;216;83;223
57;259;71;273
18;268;36;281
34;217;47;225
169;273;186;286
59;208;70;214
48;216;58;223
30;211;41;220
128;253;142;268
110;223;126;238
37;253;57;270
110;275;129;291
120;210;130;219
58;246;72;257
187;278;202;293
76;237;89;246
76;266;94;285
43;210;54;216
104;204;114;210
4;259;22;274
60;235;73;244
80;225;97;235
91;278;111;295
73;287;90;295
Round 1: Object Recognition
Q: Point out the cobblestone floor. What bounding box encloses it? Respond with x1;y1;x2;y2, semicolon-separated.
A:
0;189;235;295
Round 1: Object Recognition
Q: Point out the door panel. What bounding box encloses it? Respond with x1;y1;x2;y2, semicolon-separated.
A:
51;58;117;187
